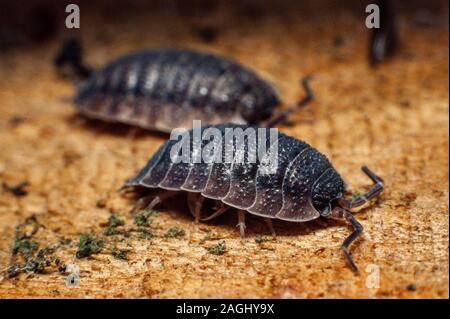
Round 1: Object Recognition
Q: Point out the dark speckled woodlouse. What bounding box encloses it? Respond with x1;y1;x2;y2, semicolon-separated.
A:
55;41;312;133
122;124;384;272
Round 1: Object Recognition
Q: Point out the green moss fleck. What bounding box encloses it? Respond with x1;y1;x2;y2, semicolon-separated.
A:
104;214;125;236
134;209;158;227
164;227;185;238
200;233;211;243
200;232;221;243
206;241;226;255
113;249;128;260
137;227;154;240
255;235;268;244
4;217;63;279
350;191;362;201
76;234;103;258
11;236;39;259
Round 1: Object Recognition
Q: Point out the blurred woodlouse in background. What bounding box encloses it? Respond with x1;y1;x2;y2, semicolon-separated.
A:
369;0;398;66
122;123;384;272
55;39;313;133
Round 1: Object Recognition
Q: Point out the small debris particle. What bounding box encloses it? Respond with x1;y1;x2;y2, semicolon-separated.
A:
58;264;68;274
59;238;72;246
406;284;417;291
5;263;22;278
24;259;43;273
20;215;40;237
62;150;82;166
206;241;226;255
8;115;25;127
255;235;268;244
96;198;107;208
76;234;103;258
164;227;186;239
333;35;345;48
399;100;411;108
193;25;219;43
113;249;128;260
2;181;29;197
36;246;56;258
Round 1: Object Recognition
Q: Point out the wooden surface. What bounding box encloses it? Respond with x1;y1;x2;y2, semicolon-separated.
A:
0;0;448;298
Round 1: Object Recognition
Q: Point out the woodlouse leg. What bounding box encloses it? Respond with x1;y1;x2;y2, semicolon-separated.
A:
132;195;154;212
54;37;93;81
314;218;329;227
237;210;246;238
201;203;229;221
133;191;175;213
126;127;139;140
340;166;384;209
118;184;132;194
265;76;314;127
187;193;204;222
330;207;363;273
264;218;276;237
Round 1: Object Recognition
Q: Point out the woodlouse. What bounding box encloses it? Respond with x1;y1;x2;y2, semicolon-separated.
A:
369;0;397;66
122;124;384;272
56;41;312;132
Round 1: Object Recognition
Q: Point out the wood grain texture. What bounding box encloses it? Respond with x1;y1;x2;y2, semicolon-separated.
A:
0;0;448;298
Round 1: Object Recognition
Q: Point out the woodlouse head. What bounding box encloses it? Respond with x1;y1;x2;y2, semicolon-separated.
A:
238;84;280;124
311;169;347;217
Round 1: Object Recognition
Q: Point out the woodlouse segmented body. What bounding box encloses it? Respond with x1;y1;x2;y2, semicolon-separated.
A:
74;49;283;133
124;124;384;271
127;124;344;220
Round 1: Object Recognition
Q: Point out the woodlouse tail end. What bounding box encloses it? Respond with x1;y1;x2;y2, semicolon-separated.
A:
117;184;134;194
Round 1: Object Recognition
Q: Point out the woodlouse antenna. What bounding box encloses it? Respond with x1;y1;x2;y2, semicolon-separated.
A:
265;76;314;127
339;166;384;209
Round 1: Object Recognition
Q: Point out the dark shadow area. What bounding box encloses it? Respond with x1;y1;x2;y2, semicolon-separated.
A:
66;113;169;139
